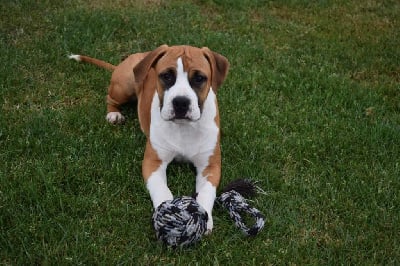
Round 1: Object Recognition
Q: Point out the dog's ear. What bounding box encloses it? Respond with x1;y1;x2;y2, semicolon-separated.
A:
202;47;230;91
133;44;169;85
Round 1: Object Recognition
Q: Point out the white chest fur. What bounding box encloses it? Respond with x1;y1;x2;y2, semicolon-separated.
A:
149;89;219;164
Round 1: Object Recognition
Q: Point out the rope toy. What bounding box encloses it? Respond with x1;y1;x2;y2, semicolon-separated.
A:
151;179;265;247
217;179;266;236
152;196;208;248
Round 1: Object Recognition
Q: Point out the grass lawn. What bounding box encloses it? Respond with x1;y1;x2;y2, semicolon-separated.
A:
1;0;399;264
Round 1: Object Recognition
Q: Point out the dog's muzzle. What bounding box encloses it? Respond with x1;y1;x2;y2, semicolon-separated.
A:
172;96;191;120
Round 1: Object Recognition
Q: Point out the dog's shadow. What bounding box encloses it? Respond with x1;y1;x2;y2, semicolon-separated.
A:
118;98;138;123
166;160;198;197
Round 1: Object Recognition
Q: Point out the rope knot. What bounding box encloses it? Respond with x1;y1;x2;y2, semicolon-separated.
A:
152;196;208;247
151;179;265;247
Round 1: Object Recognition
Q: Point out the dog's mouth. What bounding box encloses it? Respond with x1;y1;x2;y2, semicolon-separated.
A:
171;118;190;124
169;116;200;123
173;114;190;120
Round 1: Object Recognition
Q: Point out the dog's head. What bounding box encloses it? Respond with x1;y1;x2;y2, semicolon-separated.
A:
134;45;229;122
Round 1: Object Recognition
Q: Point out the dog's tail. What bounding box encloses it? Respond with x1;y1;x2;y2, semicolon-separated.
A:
68;54;116;71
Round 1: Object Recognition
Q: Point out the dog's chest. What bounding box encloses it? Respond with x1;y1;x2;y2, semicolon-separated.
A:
149;90;219;163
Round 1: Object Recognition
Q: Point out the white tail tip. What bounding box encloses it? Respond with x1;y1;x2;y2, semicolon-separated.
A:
68;54;81;61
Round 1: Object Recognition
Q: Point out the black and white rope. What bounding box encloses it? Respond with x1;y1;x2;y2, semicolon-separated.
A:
151;179;265;247
152;196;208;247
217;190;265;236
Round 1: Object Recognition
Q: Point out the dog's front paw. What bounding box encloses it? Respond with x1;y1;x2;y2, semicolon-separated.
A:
106;112;125;124
204;216;213;235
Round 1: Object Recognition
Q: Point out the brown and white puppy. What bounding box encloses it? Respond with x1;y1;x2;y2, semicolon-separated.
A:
69;45;229;232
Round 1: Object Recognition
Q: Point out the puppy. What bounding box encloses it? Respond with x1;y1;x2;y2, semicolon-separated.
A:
70;45;229;232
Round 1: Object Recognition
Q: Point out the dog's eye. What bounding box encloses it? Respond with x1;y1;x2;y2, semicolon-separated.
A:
159;70;176;87
191;73;207;86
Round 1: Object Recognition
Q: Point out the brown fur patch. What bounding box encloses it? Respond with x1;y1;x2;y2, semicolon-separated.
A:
142;140;162;181
202;97;221;187
202;144;221;187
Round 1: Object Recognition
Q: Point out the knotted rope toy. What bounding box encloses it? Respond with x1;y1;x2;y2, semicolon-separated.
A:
151;179;265;247
152;196;208;247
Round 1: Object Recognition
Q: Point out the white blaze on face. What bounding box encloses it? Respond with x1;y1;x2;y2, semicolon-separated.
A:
160;58;201;121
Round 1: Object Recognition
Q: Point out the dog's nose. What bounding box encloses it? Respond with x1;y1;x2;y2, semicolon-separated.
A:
172;96;190;118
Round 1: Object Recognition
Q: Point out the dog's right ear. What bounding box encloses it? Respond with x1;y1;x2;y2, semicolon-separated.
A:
133;44;169;85
201;47;230;92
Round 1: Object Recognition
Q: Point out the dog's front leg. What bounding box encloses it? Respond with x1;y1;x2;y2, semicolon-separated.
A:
196;175;217;233
194;149;221;233
143;140;173;208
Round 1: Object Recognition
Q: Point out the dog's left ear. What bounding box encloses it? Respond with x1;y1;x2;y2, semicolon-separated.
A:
202;47;230;91
133;44;169;86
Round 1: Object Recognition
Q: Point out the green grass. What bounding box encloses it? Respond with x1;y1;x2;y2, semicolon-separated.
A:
1;0;399;264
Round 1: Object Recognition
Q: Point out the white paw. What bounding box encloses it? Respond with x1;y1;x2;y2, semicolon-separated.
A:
106;112;125;124
205;216;213;235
